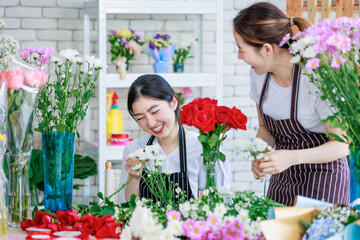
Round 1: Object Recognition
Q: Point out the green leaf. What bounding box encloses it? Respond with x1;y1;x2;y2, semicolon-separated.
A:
198;135;208;144
100;206;115;216
327;133;345;143
97;192;104;200
219;152;226;161
208;134;219;148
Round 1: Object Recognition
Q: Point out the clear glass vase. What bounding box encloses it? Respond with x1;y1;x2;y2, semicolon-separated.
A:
205;160;216;189
7;152;31;227
42;132;75;212
350;146;360;202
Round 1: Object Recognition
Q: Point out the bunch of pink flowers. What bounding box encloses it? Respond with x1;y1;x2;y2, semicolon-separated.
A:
19;46;56;67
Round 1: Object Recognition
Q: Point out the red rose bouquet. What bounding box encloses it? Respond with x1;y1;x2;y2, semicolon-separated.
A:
180;97;247;188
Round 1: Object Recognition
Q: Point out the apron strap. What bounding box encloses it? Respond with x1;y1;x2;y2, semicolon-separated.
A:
259;72;271;112
290;64;301;120
145;123;187;172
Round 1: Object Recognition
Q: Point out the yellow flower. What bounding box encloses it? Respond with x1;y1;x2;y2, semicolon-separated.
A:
0;134;5;141
116;29;132;38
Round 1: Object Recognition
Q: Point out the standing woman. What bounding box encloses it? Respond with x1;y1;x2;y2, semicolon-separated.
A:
117;74;231;203
233;2;350;206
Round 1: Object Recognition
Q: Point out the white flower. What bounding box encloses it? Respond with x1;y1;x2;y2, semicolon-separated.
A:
256;153;264;160
202;189;209;197
59;48;79;61
51;55;61;63
159;229;176;240
243;224;252;238
214;203;227;218
131;163;142;171
250;221;262;234
166;220;184;236
290;54;301;63
202;204;210;212
120;226;132;240
73;56;83;65
237;209;250;224
0;19;5;29
190;211;198;220
301;46;316;58
175;187;181;194
179;202;191;217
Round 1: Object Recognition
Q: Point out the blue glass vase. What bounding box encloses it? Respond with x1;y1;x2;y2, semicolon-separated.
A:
153;61;169;73
42;132;75;212
350;146;360;203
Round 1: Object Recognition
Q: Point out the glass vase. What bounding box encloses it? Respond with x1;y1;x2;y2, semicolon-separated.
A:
0;81;7;234
7;152;31;227
350;146;360;203
42;132;75;212
153;61;169;73
205;160;216;189
173;63;184;73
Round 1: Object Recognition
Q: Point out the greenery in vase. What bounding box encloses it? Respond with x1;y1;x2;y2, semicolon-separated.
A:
108;29;143;63
172;35;198;64
35;49;106;139
281;17;360;150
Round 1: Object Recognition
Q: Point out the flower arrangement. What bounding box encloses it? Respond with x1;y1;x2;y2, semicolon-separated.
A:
280;16;360;200
21;209;121;239
19;46;56;68
172;35;198;64
35;49;106;137
127;144;183;207
176;87;194;106
0;19;19;72
180;97;247;188
0;59;48;226
144;33;176;73
108;29;143;63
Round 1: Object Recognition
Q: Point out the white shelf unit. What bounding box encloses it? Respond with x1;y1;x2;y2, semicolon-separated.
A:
84;0;223;195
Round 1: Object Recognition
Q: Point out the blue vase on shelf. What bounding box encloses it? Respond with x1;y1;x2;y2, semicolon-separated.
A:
153;61;169;73
42;132;75;212
350;146;360;203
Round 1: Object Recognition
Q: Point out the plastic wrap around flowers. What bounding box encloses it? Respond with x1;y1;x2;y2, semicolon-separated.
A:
145;34;176;73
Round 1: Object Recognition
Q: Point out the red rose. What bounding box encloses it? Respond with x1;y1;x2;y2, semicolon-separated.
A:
47;223;60;232
215;106;231;124
95;225;120;239
192;97;218;110
78;229;91;240
228;107;247;130
94;215;117;231
34;211;53;228
193;107;216;133
55;209;79;226
180;104;195;126
21;219;36;230
79;215;96;234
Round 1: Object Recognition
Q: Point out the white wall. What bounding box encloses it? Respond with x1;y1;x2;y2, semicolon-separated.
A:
0;0;287;203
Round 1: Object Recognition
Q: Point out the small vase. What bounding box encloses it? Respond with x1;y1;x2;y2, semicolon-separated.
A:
350;146;360;202
153;61;169;73
7;152;31;227
42;132;75;212
173;63;184;73
205;160;216;189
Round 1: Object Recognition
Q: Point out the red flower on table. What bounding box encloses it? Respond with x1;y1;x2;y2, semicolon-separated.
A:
34;211;53;228
95;225;121;239
55;209;79;226
20;219;36;230
79;215;96;235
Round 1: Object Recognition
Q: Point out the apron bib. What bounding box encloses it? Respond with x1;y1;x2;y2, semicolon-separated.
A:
259;64;350;206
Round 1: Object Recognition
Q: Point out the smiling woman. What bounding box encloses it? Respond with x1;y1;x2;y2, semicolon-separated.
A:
117;74;231;203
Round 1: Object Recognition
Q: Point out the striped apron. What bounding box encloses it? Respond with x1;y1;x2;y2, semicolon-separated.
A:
259;64;350;206
139;125;194;202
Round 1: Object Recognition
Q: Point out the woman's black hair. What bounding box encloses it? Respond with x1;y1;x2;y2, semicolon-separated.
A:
127;74;180;121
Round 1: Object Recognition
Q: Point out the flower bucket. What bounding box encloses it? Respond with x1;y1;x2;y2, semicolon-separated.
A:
153;61;169;73
350;146;360;202
42;132;75;212
173;63;184;73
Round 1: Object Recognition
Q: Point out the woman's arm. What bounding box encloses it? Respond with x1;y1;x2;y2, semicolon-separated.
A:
259;122;349;174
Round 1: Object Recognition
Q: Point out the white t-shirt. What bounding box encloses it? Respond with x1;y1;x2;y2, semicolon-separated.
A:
117;131;231;204
249;68;334;134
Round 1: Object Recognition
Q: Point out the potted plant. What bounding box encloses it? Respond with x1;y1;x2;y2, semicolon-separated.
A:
108;29;143;73
172;35;198;73
144;33;176;73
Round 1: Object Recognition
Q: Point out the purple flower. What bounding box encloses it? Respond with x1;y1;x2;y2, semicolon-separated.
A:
154;34;162;39
331;55;346;69
130;29;135;34
110;30;117;35
19;48;31;60
305;58;320;71
163;34;170;40
279;33;291;47
149;42;156;50
135;34;141;40
166;210;181;222
117;35;123;39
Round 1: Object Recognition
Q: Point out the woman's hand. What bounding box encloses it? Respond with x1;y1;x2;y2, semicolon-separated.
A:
252;159;266;180
258;149;297;174
124;157;143;179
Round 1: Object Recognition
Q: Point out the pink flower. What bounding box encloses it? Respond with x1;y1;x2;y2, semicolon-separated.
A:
166;210;181;222
2;70;25;90
305;58;320;71
279;33;291;47
206;214;219;227
24;70;48;88
331;55;346;69
181;87;194;98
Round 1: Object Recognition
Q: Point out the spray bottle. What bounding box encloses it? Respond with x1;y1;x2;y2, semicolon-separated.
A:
106;91;124;140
